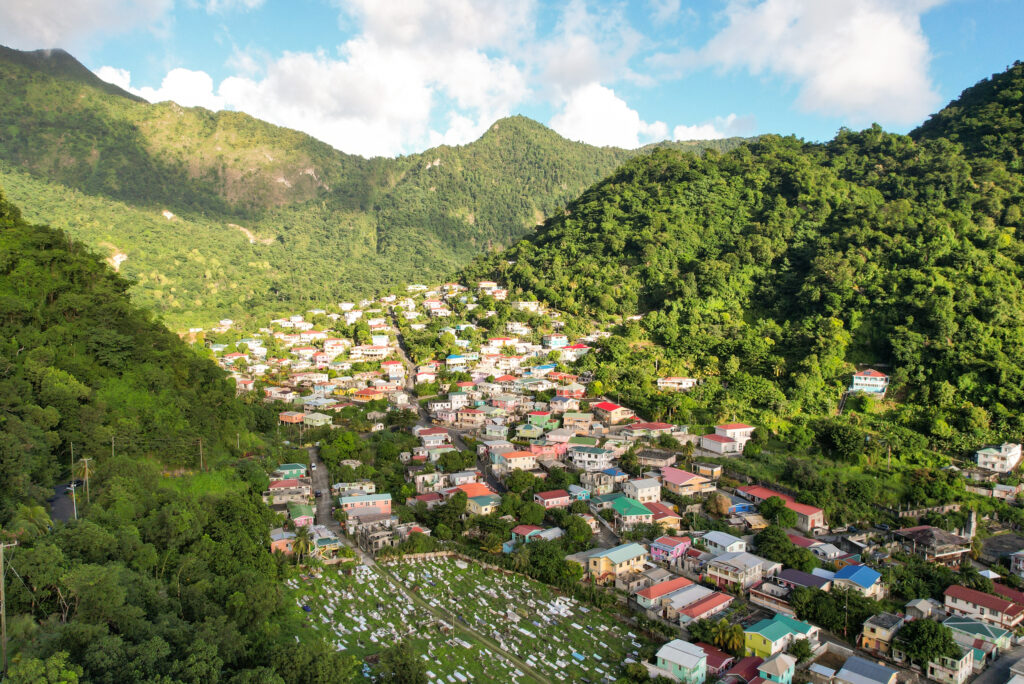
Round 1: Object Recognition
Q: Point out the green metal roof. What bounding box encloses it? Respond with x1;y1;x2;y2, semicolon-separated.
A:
593;542;647;565
746;614;814;642
612;497;652;517
288;503;314;518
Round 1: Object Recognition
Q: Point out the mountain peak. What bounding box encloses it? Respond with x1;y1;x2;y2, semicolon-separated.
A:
0;44;143;101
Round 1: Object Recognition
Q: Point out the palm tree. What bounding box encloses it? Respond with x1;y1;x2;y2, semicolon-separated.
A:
482;533;503;555
10;504;51;538
292;525;312;564
511;545;530;572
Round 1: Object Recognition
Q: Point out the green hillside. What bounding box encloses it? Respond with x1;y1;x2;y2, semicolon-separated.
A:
0;189;355;681
464;63;1024;493
0;45;745;328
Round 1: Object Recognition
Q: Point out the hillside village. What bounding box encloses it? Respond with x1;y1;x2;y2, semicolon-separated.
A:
182;279;1024;684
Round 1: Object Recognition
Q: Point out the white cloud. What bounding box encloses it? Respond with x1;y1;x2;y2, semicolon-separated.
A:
700;0;945;124
0;0;171;50
96;1;533;157
204;0;264;12
549;82;667;148
649;0;682;24
673;113;756;140
94;65;131;91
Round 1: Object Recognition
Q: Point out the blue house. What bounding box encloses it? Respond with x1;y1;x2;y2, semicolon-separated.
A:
568;485;590;501
725;492;756;515
833;564;884;598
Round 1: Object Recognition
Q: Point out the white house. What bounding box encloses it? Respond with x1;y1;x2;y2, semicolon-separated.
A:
622;478;661;504
657;377;698;392
976;443;1023;473
850;369;889;395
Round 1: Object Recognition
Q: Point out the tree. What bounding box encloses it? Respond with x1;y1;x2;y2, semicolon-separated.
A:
894;620;960;668
788;638;813;663
519;502;546;526
758;496;798;529
6;651;83;684
292;525;312;563
565;515;593;546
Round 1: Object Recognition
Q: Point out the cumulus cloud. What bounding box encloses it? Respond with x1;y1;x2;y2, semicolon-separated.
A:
204;0;264;12
699;0;944;124
0;0;171;51
673;113;756;140
549;82;667;148
96;1;533;157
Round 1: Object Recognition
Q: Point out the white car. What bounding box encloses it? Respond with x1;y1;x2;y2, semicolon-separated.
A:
311;462;317;471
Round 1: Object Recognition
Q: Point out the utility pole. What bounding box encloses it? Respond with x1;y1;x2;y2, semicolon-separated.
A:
79;457;93;505
68;482;78;520
111;436;115;459
1;540;18;679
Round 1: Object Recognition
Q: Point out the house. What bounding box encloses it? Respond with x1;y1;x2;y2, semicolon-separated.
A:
592;401;635;425
701;531;746;554
568;484;590;501
662;467;715;497
757;652;796;684
927;648;973;684
562;412;594;432
635;576;694;611
534;489;571;509
749;578;799;616
622;422;676;440
737;485;826;532
333;480;377;496
646;502;684;530
288;503;315;527
850;368;889;395
556;382;586;399
263;478;313;505
976;442;1023;472
834;656;898;684
720;657;764;684
695;643;735;678
678;592;734;624
466;494;502;516
623;478;661;503
569;445;615;471
651;536;692;563
944;584;1024;630
636;449;678;469
275;463;308;479
494;450;537;474
658;377;698;392
279;411;306;424
859;613;905;656
743;614;818;660
706;551;781;591
338;493;393;517
580;470;618;496
407;492;444;509
612;497;655;530
1012;550;1024;579
587;543;648;583
832;564;885;599
653;640;707;684
303;412;332;427
894;526;970;566
559;343;590;362
943;614;1012;655
701;423;756;454
269;528;296;555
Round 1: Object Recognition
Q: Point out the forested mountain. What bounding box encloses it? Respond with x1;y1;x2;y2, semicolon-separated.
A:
464;62;1024;464
0;45;744;327
0;190;354;682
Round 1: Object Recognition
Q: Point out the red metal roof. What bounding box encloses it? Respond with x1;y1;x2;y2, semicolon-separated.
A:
680;592;733;618
593;401;624;412
636;576;692;599
945;585;1024;616
717;422;755;430
738;485;824;518
535;489;569;500
702;434;735;444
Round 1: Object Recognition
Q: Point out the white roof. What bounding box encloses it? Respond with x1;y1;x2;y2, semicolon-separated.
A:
703;531;743;548
656;640;706;669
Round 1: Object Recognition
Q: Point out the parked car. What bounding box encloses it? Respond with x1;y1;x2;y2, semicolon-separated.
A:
314;490;322;498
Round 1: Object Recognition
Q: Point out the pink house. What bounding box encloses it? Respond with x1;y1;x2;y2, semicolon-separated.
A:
529;441;568;458
534;489;571;509
650;535;692;562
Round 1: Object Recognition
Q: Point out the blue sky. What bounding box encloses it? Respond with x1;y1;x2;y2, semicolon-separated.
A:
1;0;1020;157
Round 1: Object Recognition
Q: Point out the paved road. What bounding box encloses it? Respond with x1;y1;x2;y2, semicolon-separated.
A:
390;313;505;494
48;483;76;522
969;643;1024;684
307;446;338;530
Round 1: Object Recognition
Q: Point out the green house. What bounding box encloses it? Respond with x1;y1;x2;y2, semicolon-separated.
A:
655;640;707;684
276;463;307;478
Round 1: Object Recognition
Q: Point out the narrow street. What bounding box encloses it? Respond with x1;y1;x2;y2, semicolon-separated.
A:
307;445;337;530
390;312;505;493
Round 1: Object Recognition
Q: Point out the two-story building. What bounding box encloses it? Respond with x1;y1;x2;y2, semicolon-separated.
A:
650;536;692;563
586;543;648;584
706;551;781;592
653;640;707;684
661;467;715;497
744;614;818;660
622;478;661;503
944;584;1024;630
534;489;571;509
976;442;1023;472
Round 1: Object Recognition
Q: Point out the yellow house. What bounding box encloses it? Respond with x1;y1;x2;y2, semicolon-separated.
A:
586;543;648;583
860;613;905;655
466;494;502;516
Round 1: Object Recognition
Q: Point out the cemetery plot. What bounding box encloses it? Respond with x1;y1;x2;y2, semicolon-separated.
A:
392;557;645;681
284;565;534;683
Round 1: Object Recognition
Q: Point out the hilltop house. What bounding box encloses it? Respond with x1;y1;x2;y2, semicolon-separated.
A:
850;368;889;395
976;442;1023;472
657;377;698;392
701;423;756;454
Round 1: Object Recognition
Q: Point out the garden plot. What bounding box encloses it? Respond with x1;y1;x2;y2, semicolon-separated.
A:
284;565;532;683
393;557;643;681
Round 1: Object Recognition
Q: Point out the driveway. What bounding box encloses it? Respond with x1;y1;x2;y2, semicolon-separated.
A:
970;643;1024;684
